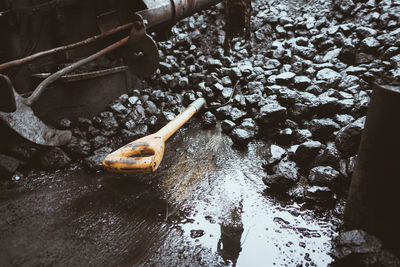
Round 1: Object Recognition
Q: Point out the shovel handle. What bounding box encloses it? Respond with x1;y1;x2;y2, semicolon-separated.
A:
156;98;206;141
102;98;206;173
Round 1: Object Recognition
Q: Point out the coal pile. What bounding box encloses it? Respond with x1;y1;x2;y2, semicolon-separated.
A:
1;0;400;263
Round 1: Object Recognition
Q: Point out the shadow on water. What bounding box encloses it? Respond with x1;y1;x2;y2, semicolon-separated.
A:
0;121;336;266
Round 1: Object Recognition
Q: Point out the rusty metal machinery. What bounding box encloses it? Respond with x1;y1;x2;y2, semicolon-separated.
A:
0;0;222;146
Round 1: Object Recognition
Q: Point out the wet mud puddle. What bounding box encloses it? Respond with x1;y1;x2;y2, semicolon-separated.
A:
139;122;335;266
0;122;336;266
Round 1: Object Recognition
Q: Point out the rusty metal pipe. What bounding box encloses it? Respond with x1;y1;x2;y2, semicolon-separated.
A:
0;23;133;72
25;37;129;106
137;0;222;29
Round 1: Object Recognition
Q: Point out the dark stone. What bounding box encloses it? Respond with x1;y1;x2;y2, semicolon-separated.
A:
360;37;380;53
293;129;312;143
202;111;217;128
231;127;255;145
294;140;324;169
97;111;119;130
256;101;287;124
0;154;20;178
275;72;296;85
313;142;341;170
316;68;341;88
293;76;311;90
144;100;160;116
109;102;128;115
64;136;91;157
332;230;382;259
335;116;365;158
90;135;109;150
215;105;232;120
308;118;341;141
304;186;335;204
266;144;287;167
221;120;236;133
8;141;39;160
263;160;299;191
190;229;205;238
230;107;245;122
127;105;147;125
39;147;71;169
308;166;342;189
83;147;113;171
57;118;72;129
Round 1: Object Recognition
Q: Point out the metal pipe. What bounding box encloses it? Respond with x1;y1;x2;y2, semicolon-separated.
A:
344;83;400;255
0;23;134;71
25;36;129;106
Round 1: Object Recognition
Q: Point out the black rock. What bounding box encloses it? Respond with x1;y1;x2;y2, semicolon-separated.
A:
256;101;287;124
332;230;382;259
190;229;205;238
294;76;311;90
304;186;335;204
221;120;236;133
8;141;39;160
309;118;341;141
266;144;287;167
39;147;71;169
83;147;113;171
335;116;365;158
263;160;299;191
97;111;119;130
90;135;110;150
202;111;217;128
313;142;341;170
275;72;296;85
0;154;20;178
316;68;342;88
230;107;245;122
144;100;161;116
360;37;380;53
308;166;342;189
294;140;324;169
231;127;255;146
65;136;92;157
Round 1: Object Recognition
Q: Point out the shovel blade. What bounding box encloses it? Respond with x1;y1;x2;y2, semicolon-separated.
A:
0;85;72;146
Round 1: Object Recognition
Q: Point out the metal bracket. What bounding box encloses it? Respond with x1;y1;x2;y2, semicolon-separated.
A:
123;14;159;78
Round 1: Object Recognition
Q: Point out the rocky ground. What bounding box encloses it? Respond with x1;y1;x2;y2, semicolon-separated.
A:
1;0;400;265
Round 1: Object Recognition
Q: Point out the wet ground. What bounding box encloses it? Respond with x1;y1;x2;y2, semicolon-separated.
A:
0;121;336;266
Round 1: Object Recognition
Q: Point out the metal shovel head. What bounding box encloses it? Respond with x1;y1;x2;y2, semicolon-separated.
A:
0;84;72;146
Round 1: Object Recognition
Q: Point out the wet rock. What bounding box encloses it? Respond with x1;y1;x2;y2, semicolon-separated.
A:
0;154;20;178
263;160;299;191
308;118;341;141
256;101;287;124
275;72;296;85
39;147;71;169
57;118;72;129
90;135;110;150
332;230;382;259
65;136;91;157
308;166;342;189
202;111;217;128
293;76;311;90
83;147;112;171
110;102;128;115
144;100;161;116
76;117;92;131
221;119;236;133
304;186;335;204
316;68;342;88
96;111;119;130
266;144;287;166
294;140;324;169
8;141;39;160
360;37;380;52
231;127;255;146
230;107;245;122
335;116;365;158
313;143;341;170
190;229;205;238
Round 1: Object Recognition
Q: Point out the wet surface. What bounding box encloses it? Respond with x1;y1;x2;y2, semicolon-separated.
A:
0;121;336;266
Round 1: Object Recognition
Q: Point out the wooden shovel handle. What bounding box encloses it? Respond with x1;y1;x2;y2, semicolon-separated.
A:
102;98;205;173
103;134;164;173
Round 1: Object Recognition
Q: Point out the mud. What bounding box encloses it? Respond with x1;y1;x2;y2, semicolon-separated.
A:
0;122;336;266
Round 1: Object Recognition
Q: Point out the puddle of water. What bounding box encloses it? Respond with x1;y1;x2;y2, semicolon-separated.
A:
152;123;335;266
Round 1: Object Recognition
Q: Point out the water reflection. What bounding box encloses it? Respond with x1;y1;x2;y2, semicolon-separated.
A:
217;201;244;266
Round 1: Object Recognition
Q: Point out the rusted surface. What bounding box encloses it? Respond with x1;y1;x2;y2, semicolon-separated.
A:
25;37;129;106
0;23;133;72
0;81;71;146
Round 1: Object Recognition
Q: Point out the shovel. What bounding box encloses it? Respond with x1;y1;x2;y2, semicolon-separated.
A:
102;98;206;173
